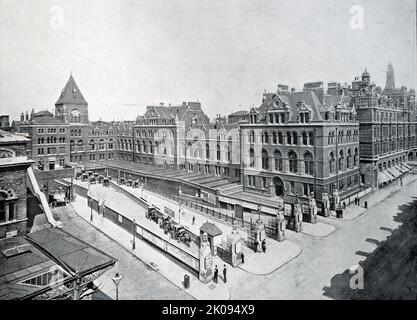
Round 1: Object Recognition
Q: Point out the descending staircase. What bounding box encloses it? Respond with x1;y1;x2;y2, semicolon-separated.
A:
27;167;62;228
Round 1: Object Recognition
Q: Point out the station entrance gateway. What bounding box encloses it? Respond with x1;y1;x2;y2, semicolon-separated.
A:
273;177;284;197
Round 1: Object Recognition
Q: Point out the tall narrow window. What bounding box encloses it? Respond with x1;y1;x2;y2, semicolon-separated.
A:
304;152;314;175
262;149;269;170
288;151;298;173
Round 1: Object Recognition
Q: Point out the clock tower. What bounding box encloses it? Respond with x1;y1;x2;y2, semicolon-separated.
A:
55;73;89;124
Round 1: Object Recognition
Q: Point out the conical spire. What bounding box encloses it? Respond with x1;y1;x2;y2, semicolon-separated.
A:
55;74;88;106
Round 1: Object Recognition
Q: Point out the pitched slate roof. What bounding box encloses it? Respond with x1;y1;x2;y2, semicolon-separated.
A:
228;110;249;116
31;111;64;125
55;75;88;106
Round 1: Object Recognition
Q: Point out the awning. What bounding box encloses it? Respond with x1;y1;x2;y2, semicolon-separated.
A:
403;163;412;170
377;171;390;184
386;167;400;179
395;165;407;173
389;166;404;178
384;169;396;180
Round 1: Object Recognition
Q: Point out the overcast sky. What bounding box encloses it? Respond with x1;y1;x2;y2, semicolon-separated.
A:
0;0;415;122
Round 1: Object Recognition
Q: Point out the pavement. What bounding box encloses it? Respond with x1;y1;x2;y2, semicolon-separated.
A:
327;173;417;221
301;222;336;238
239;237;301;275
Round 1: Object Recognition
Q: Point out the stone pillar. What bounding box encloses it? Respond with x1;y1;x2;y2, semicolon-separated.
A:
308;192;318;224
254;218;265;253
293;197;303;232
276;204;286;242
322;192;331;217
230;221;242;267
199;232;213;283
332;187;340;210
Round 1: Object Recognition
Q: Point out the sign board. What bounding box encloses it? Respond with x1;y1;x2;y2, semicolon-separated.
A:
6;230;17;238
235;241;241;254
205;256;213;270
284;204;292;217
164;207;175;218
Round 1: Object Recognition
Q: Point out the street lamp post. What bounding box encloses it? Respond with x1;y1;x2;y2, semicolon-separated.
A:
132;219;136;250
112;272;123;301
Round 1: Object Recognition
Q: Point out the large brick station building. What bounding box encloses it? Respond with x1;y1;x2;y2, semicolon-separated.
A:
352;68;416;187
239;83;360;206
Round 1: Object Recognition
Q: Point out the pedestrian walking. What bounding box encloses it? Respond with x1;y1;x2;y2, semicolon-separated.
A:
192;216;196;225
213;265;218;283
223;264;227;283
241;252;245;264
262;239;266;253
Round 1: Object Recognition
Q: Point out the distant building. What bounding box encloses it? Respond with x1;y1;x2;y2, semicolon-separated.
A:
384;62;395;92
0;116;11;131
228;110;248;123
0;130;33;238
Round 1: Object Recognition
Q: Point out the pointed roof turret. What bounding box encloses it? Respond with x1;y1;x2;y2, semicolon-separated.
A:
55;74;88;106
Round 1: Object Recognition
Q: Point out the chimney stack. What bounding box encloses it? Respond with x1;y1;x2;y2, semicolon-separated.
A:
25;111;29;121
20;112;24;122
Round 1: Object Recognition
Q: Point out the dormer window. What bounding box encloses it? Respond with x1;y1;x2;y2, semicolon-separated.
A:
299;111;310;123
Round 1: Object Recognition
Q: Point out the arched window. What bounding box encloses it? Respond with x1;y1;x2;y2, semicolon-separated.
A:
149;142;154;154
264;132;269;144
339;150;344;171
99;139;105;151
302;132;308;145
142;140;147;153
292;132;298;145
108;139;114;150
249;148;255;168
354;148;359;167
309;132;314;146
278;131;283;144
262;149;269;170
216;144;221;161
304;152;314;175
274;150;283;171
288;151;298;173
347;149;352;169
70;140;75;152
206;143;210;160
329;152;335;174
250;130;255;143
226;145;231;162
287;132;292;145
186;142;192;158
89;140;96;151
272;132;277;144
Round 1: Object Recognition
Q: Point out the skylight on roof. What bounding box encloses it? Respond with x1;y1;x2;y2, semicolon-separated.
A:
2;244;32;258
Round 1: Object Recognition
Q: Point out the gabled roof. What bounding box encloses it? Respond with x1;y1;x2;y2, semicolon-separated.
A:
284;91;324;122
55;75;88;106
